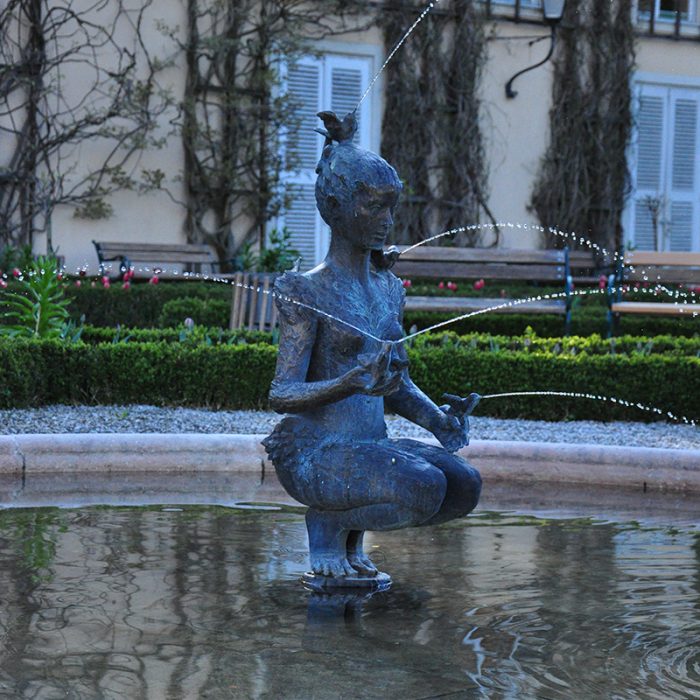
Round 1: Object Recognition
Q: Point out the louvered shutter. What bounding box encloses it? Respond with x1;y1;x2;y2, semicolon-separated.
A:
283;58;323;270
626;83;700;252
629;86;666;251
280;53;374;270
667;94;699;251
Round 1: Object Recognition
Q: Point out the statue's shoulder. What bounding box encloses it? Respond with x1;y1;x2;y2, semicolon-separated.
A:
375;268;406;310
272;271;317;325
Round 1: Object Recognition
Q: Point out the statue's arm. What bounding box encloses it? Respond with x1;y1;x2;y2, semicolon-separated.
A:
384;344;446;433
268;316;361;414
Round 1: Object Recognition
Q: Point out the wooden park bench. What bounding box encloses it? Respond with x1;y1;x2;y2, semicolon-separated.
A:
229;272;280;331
607;251;700;335
392;246;596;335
93;241;220;279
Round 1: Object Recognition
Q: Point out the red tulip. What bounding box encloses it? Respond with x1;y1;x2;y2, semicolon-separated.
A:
0;279;7;289
103;280;111;289
12;268;21;278
438;281;445;289
123;281;131;290
402;279;412;288
149;275;159;285
473;279;485;291
101;276;110;287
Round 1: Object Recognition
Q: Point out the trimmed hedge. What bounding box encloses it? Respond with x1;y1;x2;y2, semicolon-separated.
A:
60;281;699;338
158;297;230;328
65;282;231;328
403;308;699;339
1;337;697;422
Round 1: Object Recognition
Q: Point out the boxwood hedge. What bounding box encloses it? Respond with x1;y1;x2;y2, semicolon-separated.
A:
1;335;697;423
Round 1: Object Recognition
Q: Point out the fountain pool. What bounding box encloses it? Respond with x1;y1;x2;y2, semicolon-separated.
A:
1;474;699;699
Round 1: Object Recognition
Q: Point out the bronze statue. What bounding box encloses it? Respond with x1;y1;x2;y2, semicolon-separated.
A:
262;111;481;590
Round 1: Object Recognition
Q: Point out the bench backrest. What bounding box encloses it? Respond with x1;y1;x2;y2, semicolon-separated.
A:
229;272;280;331
94;241;215;270
622;251;700;285
392;246;579;282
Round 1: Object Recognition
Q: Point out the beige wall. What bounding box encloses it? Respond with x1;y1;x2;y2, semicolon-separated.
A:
32;7;700;270
481;22;554;249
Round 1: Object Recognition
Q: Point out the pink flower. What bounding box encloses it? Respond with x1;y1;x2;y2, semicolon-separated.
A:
402;279;412;288
473;279;485;291
57;273;63;281
447;281;457;291
122;281;131;290
75;280;81;288
598;274;607;290
103;280;111;289
149;275;159;285
101;276;110;287
12;268;20;278
0;279;7;289
438;281;445;289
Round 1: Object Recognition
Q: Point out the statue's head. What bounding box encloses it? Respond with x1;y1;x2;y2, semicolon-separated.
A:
315;111;402;251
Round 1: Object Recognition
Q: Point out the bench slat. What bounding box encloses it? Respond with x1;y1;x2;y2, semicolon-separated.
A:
405;295;566;315
625;251;700;267
397;246;567;265
393;261;566;281
624;268;700;285
610;301;700;316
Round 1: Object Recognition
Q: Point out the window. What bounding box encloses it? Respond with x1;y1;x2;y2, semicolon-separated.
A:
637;0;697;24
279;51;376;270
625;81;700;252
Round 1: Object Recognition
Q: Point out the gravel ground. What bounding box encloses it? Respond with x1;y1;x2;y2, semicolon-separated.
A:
0;405;698;450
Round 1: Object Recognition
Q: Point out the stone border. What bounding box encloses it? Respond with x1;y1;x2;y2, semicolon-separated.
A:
0;433;699;492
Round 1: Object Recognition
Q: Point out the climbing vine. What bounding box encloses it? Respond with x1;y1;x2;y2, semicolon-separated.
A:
172;0;369;269
530;0;636;256
380;0;495;247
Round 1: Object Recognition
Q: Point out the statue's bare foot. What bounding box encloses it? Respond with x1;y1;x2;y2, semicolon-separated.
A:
310;554;357;578
306;509;355;578
347;530;379;576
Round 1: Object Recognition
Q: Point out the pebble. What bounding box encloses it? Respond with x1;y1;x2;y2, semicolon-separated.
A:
0;405;697;450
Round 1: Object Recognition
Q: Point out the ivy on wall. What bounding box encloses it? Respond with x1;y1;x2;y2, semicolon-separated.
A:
380;0;495;247
530;0;636;256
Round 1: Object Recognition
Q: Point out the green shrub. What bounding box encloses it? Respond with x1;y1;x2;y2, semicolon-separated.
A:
0;258;70;338
1;336;697;422
79;325;272;345
158;297;230;328
66;282;231;328
403;308;699;338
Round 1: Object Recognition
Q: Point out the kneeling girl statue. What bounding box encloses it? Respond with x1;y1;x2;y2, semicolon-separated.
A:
262;111;482;591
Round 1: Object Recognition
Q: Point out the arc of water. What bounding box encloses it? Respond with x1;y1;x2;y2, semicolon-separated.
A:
480;390;697;427
355;0;442;112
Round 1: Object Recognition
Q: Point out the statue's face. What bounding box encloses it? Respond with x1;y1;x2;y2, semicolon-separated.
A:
342;185;399;251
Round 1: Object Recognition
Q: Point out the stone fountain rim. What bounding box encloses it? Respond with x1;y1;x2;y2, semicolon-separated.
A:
0;433;699;493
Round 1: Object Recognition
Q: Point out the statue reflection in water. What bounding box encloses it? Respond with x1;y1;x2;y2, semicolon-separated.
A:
262;111;482;591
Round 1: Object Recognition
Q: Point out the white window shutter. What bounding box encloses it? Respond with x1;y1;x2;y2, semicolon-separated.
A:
668;94;699;251
279;53;374;270
628;87;667;251
281;58;323;270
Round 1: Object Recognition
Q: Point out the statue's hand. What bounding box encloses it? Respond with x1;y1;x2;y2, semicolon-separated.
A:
348;342;404;397
432;409;469;453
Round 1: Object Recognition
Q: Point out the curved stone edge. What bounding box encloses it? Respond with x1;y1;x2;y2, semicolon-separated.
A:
0;433;698;492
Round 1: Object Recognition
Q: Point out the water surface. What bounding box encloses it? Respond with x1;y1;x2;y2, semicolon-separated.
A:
0;500;699;699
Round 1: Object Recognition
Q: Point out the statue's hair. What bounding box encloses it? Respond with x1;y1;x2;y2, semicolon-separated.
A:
314;111;402;228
